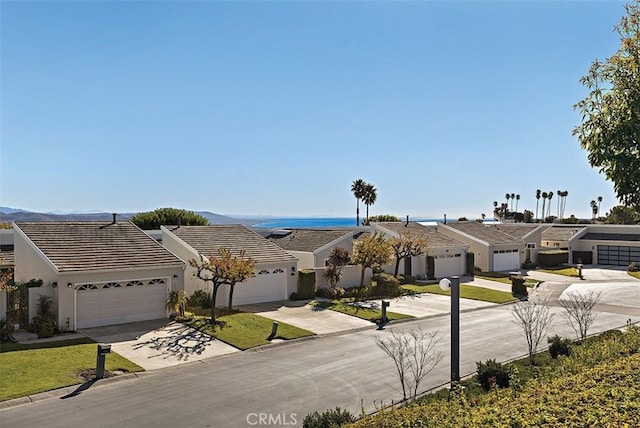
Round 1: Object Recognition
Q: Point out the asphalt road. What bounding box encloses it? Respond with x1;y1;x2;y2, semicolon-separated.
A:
0;303;633;428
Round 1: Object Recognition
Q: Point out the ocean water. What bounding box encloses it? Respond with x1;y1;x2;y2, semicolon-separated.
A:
251;217;454;229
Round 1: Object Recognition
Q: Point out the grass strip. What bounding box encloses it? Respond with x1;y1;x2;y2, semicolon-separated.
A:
310;300;413;323
184;311;314;350
402;284;516;304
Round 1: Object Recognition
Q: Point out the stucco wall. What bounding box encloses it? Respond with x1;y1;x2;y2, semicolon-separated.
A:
288;251;314;270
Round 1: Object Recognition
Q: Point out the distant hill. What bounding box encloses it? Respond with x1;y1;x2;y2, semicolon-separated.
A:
0;207;258;225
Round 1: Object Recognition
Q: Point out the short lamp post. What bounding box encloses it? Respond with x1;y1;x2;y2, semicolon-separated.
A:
439;276;460;383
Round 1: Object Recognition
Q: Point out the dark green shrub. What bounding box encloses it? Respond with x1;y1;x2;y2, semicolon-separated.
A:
476;359;510;391
30;295;56;339
511;276;528;299
538;250;569;267
396;274;415;285
466;252;475;276
187;289;211;308
302;407;356;428
297;269;316;300
0;319;15;343
371;273;401;298
548;335;572;359
427;256;435;280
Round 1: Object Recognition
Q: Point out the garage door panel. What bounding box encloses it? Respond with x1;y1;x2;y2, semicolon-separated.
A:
232;273;286;305
77;281;168;329
493;252;520;272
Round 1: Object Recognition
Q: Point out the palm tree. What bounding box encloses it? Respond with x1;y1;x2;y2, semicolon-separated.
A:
505;193;511;213
541;192;548;222
351;179;366;226
361;183;377;222
547;191;554;219
493;201;498;219
557;190;562;218
562;190;569;219
515;194;520;212
590;200;598;219
510;193;516;211
535;189;541;222
597;196;603;217
166;290;186;318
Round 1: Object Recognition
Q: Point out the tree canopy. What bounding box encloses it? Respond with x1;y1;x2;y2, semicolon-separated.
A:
604;205;640;224
362;214;401;226
352;233;393;287
573;1;640;208
390;232;428;276
130;207;209;230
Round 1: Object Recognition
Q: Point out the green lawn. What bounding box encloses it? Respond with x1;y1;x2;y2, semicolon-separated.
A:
184;311;314;350
474;272;538;287
0;339;143;402
402;283;517;304
539;266;581;277
311;300;414;323
629;271;640;280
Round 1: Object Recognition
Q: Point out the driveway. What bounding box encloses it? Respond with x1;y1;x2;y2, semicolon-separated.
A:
80;319;239;370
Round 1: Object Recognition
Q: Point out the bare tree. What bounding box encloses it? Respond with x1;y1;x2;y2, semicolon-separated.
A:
558;290;603;341
374;328;442;401
510;301;555;365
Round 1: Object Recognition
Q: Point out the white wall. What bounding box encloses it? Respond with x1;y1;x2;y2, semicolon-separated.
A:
315;265;373;290
288;251;314;270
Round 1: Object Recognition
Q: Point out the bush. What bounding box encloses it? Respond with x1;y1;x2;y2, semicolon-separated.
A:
629;262;640;272
371;273;401;298
511;276;528;299
187;290;211;309
302;407;356;428
0;319;15;343
297;269;317;300
538;250;569;267
548;335;572;359
476;358;510;391
396;274;415;285
30;295;56;339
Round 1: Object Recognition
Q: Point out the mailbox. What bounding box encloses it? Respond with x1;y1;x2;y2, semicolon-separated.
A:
98;344;111;355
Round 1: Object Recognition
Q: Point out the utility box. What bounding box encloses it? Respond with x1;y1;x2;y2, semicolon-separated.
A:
96;344;111;379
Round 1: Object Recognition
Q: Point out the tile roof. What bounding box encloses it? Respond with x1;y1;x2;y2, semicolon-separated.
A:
542;226;586;241
491;224;541;240
580;232;640;242
16;222;183;272
0;250;14;267
373;222;468;249
168;225;296;264
443;221;523;245
267;229;353;252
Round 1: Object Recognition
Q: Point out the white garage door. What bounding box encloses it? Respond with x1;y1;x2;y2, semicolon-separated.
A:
231;268;287;305
76;278;168;329
493;250;520;272
435;254;464;278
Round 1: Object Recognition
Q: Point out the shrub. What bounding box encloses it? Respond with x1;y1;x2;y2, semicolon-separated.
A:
476;358;510;391
0;319;15;343
302;407;356;428
371;273;401;298
629;262;639;272
396;274;415;285
548;335;572;359
538;250;569;267
30;295;56;339
511;276;528;299
187;290;211;309
297;269;317;300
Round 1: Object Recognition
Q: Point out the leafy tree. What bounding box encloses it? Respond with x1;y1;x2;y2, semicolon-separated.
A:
523;209;533;223
351;179;367;227
189;248;256;324
0;222;12;229
362;214;401;225
0;267;14;292
574;1;640;208
130;207;209;230
362;182;377;223
352;233;393;287
605;205;640;224
322;246;350;297
390;232;428;276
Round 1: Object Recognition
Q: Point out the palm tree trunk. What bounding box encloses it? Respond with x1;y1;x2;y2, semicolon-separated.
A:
366;204;369;222
356;200;360;226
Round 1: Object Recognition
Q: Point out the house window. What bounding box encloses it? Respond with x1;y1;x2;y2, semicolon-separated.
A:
77;284;97;291
526;243;536;249
273;268;284;274
258;269;270;275
103;282;121;288
126;280;143;287
148;279;165;285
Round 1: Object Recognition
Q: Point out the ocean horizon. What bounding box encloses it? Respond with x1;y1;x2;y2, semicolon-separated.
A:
251;217;499;229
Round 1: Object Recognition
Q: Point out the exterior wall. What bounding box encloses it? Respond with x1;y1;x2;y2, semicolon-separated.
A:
314;237;355;268
288;251;314;270
315;265;372;289
568;225;640;265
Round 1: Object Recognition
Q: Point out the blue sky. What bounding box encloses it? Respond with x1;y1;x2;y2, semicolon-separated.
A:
0;0;628;219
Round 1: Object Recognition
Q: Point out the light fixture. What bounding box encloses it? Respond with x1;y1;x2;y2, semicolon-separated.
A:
51;281;58;288
173;274;178;279
67;282;73;288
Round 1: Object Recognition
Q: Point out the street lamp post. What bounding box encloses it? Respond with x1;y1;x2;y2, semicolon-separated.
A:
439;275;460;383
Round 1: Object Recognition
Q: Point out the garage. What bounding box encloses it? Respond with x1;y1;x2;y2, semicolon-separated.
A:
230;268;287;305
434;253;465;278
493;249;520;272
597;245;640;266
76;278;168;329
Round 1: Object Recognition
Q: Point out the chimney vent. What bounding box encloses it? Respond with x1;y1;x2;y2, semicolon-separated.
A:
112;213;117;224
405;215;409;226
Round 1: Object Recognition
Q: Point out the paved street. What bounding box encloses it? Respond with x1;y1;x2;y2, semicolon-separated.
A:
0;301;634;428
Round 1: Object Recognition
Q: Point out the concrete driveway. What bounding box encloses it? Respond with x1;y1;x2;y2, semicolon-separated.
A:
80;319;239;370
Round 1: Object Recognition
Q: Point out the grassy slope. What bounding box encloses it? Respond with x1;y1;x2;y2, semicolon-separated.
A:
311;301;413;323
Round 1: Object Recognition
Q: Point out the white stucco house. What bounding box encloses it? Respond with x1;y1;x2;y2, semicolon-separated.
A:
13;220;185;330
162;224;298;305
568;224;640;266
438;221;526;272
371;222;469;279
266;228;357;269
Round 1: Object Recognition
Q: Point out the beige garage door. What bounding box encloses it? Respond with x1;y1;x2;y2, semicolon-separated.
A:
76;278;168;329
231;269;287;305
